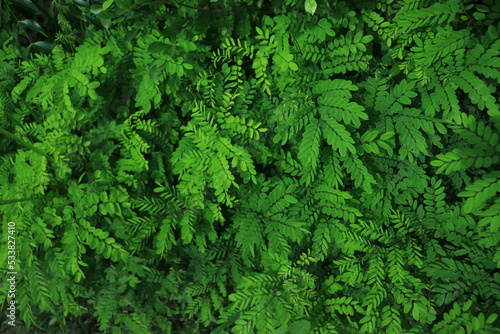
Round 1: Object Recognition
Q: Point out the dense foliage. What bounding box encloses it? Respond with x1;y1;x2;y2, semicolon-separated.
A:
1;0;500;333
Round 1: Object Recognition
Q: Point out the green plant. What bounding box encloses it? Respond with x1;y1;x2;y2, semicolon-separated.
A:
1;0;499;333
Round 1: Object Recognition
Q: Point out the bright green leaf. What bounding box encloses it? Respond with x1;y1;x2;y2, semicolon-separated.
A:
305;0;317;15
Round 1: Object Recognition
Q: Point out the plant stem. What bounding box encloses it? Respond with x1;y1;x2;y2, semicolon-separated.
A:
0;197;42;206
0;126;54;163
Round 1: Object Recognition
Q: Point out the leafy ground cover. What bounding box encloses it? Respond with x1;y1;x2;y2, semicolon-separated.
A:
1;0;500;333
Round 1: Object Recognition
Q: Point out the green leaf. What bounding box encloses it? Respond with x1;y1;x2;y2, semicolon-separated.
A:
305;0;317;15
88;89;98;100
148;42;170;54
88;81;100;89
486;314;498;325
100;18;112;29
284;195;298;204
31;41;55;53
124;28;139;42
73;0;90;8
361;129;379;142
20;19;47;37
115;0;131;9
463;300;473;312
298;118;321;169
106;202;115;215
102;0;113;9
361;35;374;43
12;0;42;13
435;122;448;134
99;203;108;215
287;320;310;334
380;131;395;140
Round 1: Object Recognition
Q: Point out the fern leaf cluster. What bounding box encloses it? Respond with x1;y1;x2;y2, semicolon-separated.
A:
1;0;500;333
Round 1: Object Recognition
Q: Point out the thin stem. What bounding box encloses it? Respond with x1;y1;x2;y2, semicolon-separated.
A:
0;127;60;169
0;126;52;161
0;197;42;206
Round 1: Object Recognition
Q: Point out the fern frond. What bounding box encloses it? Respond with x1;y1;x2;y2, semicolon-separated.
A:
448;113;500;150
321;118;356;156
342;155;376;194
450;70;499;115
412;27;470;70
431;147;499;174
298;117;322;171
394;0;462;34
458;171;500;213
